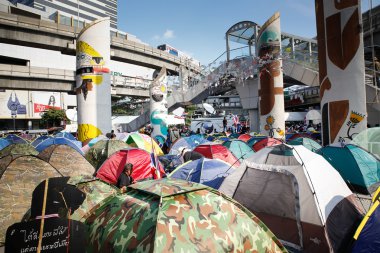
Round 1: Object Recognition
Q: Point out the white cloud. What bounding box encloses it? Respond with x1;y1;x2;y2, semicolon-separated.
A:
152;29;175;40
163;29;174;39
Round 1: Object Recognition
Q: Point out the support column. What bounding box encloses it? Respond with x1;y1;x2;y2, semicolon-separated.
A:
76;18;111;142
315;0;367;145
150;67;168;140
257;12;285;139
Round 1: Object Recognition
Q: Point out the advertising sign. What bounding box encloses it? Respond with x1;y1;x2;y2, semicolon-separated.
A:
31;92;61;114
0;90;28;119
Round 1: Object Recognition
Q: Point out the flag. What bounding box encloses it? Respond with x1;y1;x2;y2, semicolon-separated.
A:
233;114;240;125
149;137;161;179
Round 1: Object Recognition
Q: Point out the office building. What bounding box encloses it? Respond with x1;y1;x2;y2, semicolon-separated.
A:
9;0;117;28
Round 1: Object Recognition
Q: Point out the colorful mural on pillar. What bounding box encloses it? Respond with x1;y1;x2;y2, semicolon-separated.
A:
316;0;367;145
257;12;285;139
76;18;111;142
150;67;168;140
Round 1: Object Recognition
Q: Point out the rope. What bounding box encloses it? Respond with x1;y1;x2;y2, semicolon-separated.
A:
37;179;49;253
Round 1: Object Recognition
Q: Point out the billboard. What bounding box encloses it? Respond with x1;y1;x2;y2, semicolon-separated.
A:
31;91;61;115
0;90;28;119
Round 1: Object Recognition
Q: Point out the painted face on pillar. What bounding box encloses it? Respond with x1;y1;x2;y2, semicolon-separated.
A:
258;27;281;58
152;84;166;102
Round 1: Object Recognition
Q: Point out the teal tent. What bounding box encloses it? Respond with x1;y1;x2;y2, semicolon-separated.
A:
288;137;322;152
318;144;380;194
222;140;255;162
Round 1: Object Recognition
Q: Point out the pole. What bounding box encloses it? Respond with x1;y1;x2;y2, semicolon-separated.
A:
12;115;16;132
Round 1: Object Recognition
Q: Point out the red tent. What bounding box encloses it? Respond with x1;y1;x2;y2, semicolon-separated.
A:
193;144;240;167
287;133;314;142
253;138;282;152
237;134;252;142
96;148;165;185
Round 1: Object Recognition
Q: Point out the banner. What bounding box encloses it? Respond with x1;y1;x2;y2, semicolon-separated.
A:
76;18;111;142
257;12;285;139
316;0;367;145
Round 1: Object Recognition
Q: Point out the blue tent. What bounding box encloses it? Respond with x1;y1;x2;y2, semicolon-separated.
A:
223;140;255;162
0;138;11;151
31;135;51;148
169;135;207;155
352;188;380;252
169;157;234;189
35;137;84;155
287;137;322;153
158;154;183;173
318;144;380;194
4;134;28;144
55;132;76;141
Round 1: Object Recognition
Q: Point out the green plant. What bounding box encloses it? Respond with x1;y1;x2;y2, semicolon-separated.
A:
41;108;70;128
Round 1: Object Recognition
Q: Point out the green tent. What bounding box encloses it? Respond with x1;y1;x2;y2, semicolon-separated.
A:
0;143;38;158
84;178;287;253
318;144;380;194
287;137;322;152
67;176;118;222
223;139;255;161
38;144;95;177
0;155;62;245
85;140;129;170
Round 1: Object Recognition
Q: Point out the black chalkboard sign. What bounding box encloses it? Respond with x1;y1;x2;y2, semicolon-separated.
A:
5;218;86;253
31;177;86;219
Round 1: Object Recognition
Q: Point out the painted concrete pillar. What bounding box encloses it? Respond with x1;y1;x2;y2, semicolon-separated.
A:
315;0;367;145
257;12;285;139
76;18;111;142
150;67;168;140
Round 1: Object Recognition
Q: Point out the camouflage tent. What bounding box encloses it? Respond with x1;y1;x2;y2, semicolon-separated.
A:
38;144;95;177
85;140;129;170
84;178;286;253
67;176;118;222
0;143;38;158
0;155;62;245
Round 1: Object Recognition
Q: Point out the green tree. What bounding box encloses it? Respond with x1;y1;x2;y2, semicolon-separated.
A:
41;108;70;128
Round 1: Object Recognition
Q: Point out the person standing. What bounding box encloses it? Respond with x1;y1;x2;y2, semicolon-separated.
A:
223;117;227;132
117;163;134;193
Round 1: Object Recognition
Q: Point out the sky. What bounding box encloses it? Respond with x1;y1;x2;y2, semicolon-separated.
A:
118;0;379;66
